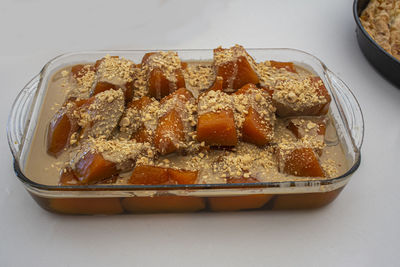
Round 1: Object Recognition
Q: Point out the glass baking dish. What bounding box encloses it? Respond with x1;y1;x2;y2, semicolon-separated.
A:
7;48;364;214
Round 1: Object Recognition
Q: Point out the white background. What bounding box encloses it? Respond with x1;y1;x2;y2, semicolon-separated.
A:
1;0;399;266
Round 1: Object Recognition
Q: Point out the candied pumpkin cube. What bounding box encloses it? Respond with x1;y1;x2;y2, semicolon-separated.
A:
160;87;193;104
129;165;198;185
270;60;297;73
207;76;224;92
122;196;205;213
272;76;331;117
129;165;170;185
91;81;117;96
208;195;272;212
272;187;343;209
168;168;198;184
47;102;80;157
241;107;273;146
74;152;118;184
148;68;186;100
49;198;123;215
131;126;152;143
312;77;331;115
71;64;94;79
154;109;185;155
197;109;238;146
287;118;326;139
59;169;79;186
128;95;153;110
142;52;186;100
277;147;325;177
214;45;259;91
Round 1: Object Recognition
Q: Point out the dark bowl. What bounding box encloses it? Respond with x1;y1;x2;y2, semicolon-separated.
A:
353;0;400;88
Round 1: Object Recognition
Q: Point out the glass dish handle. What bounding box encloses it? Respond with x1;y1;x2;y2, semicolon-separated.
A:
326;70;364;150
7;75;40;159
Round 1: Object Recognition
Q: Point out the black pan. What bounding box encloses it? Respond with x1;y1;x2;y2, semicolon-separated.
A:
353;0;400;88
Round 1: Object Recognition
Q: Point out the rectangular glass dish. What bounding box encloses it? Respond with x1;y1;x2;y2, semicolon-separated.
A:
7;48;364;214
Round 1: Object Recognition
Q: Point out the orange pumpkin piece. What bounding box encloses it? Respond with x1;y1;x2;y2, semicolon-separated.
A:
234;83;258;95
160;87;193;104
287;119;326;139
168;168;198;184
241;107;273;146
91;81;117;96
142;52;186;100
279;148;325;177
148;68;186;100
47;102;80;157
270;60;297;73
272;76;331;117
154;109;185;155
129;165;198;185
207;76;224;92
141;52;156;65
312;77;331;115
127;96;154;143
208;175;271;211
208;195;272;212
94;56;119;71
128;95;153;110
71;64;94;79
49;198;123;215
214;45;259;91
121;196;205;213
74;152;118;184
197;109;238;146
131;126;152;143
59;169;79;186
129;165;170;185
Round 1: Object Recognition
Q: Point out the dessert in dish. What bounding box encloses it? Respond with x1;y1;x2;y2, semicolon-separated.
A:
360;0;400;61
26;45;348;187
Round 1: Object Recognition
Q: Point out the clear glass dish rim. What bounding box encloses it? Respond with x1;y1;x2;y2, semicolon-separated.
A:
8;48;364;193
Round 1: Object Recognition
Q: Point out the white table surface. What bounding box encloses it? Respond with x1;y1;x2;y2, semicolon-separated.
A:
1;0;399;266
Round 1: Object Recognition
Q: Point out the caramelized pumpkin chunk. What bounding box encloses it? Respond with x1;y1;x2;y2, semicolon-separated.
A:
270;60;297;73
241;107;273;146
207;76;224;92
47;102;79;157
59;169;79;186
131;126;152;143
74;152;118;184
130;165;170;185
208;194;272;211
71;64;94;79
213;45;259;91
122;196;205;213
91;81;117;96
129;165;198;185
154;109;185;155
312;77;331;115
278;148;325;177
49;198;123;215
287;118;326;139
142;52;186;100
168;168;198;184
128;96;153;110
197;109;238;146
272;76;331;117
148;68;185;100
160;87;193;104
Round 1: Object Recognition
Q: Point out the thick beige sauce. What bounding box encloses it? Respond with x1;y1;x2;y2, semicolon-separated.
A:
24;60;348;186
